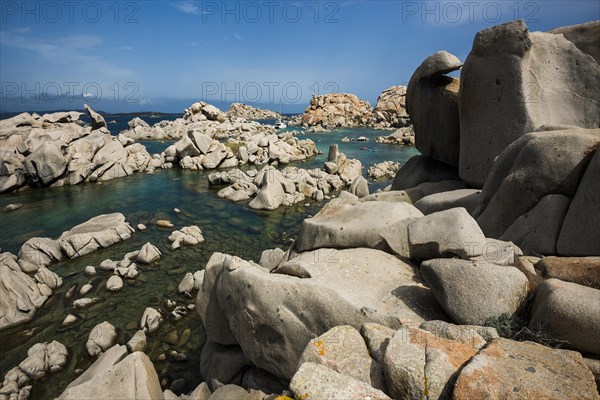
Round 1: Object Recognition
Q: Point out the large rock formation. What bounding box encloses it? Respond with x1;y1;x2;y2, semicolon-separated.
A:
302;93;373;128
459;20;600;187
0;106;153;193
407;51;462;166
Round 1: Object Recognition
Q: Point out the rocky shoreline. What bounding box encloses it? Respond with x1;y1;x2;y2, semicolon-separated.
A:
1;19;600;400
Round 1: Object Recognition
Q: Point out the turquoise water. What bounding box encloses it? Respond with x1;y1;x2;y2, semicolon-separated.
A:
0;126;417;398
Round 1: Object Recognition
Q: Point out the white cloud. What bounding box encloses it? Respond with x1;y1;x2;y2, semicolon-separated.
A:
173;1;201;15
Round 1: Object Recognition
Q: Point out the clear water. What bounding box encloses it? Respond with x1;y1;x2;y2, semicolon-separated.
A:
0;125;418;398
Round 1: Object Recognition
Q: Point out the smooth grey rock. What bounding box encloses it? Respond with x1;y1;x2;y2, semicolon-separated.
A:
414;189;481;215
421;258;529;325
0;253;48;330
17;237;63;273
388;207;486;260
106;276;123;292
501;194;570;256
178;273;195;294
23;142;67;185
530;279;600;355
136;242;161;264
33;266;63;289
391;155;460;191
86;321;117;357
84;104;107;130
58;213;135;259
408;51;462;166
58;346;162;399
258;248;285;271
360;323;395;365
419;320;498;349
295;200;423;253
248;168;285;210
557;149;600;256
140;307;163;333
200;342;251;390
475;129;600;238
459;20;600;187
126;330;147;353
549;20;600;65
348;175;369;198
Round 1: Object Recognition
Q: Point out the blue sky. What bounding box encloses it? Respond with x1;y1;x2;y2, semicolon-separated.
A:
1;0;598;113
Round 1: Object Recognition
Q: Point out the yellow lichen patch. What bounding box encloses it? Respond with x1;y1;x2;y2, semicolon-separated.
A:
275;396;294;400
314;339;326;356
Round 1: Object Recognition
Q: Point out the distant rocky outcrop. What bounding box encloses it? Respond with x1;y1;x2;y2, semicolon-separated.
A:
156;129;319;172
372;85;410;128
227;103;280;120
0;106;153;193
299;89;412;130
301;93;373;129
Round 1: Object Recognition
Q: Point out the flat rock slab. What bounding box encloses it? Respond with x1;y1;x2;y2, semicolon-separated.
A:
295;201;423;253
